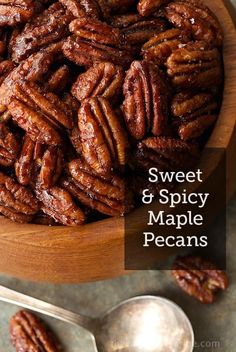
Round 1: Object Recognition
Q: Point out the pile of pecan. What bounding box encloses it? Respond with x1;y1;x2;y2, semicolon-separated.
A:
0;0;224;226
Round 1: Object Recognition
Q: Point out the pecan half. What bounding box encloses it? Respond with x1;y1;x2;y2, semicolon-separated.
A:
0;172;39;223
0;43;63;109
138;0;170;17
78;97;129;175
165;0;223;47
35;185;86;226
0;0;35;26
10;310;60;352
59;0;104;19
10;2;73;63
166;41;222;88
123;60;170;140
120;17;167;45
178;115;217;141
172;255;229;304
8;80;73;145
61;158;133;216
142;28;190;65
135;136;199;171
71;62;124;103
15;134;63;188
0;123;20;167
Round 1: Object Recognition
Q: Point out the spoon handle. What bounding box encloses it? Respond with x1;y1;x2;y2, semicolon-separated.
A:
0;285;96;333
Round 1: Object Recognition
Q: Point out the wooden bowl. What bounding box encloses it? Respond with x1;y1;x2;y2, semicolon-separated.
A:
0;0;236;283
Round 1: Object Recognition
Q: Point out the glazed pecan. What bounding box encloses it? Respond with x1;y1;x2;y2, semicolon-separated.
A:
178;115;217;141
0;60;14;85
0;0;35;26
69;126;82;156
166;41;222;88
165;0;223;47
46;65;70;94
171;91;218;122
61;158;133;216
0;172;39;223
10;310;60;352
69;17;122;46
142;29;190;65
35;185;86;226
10;2;73;63
135;137;199;171
0;123;20;167
138;0;169;17
15;134;63;188
59;0;105;19
172;255;229;304
71;62;124;103
78;97;129;175
0;43;63;109
8;80;73;145
123;60;169;140
63;17;134;68
119;17;167;45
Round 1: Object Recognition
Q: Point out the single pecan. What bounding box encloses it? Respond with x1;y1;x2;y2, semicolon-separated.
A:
178;115;217;141
10;2;73;63
0;172;39;223
0;123;20;167
0;0;35;26
61;158;133;216
8;80;73;145
10;310;60;352
171;91;218;122
135;136;199;171
172;255;229;304
166;41;222;88
63;35;133;67
165;0;223;47
0;42;63;109
78;97;129;175
35;185;86;226
15;134;63;188
71;62;124;103
138;0;170;17
120;17;167;45
123;60;170;140
45;65;70;94
69;17;122;46
59;0;106;19
142;28;190;65
0;60;15;85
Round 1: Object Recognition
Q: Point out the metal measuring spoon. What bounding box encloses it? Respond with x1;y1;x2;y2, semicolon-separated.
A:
0;285;194;352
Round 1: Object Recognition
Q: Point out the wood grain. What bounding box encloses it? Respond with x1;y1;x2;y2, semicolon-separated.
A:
0;0;235;283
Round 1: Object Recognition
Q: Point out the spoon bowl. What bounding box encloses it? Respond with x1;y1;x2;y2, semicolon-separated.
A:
0;286;194;352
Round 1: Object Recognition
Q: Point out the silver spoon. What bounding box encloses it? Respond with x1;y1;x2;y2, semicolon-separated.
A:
0;285;194;352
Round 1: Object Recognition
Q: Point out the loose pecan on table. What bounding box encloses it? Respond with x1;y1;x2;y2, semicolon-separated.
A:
10;310;60;352
10;2;73;63
0;171;39;223
172;255;229;304
0;0;35;27
8;80;73;145
123;60;170;140
78;97;129;175
142;28;190;65
35;184;86;226
61;158;133;216
165;0;223;47
15;134;63;188
71;62;124;103
166;41;222;88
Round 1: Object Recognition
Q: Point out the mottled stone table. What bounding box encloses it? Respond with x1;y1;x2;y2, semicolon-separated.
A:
0;1;236;351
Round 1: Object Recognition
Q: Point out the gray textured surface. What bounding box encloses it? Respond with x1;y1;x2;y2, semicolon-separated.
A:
0;1;236;351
